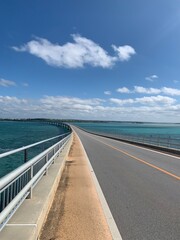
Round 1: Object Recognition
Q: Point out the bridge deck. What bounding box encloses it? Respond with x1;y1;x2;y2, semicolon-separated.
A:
73;127;180;240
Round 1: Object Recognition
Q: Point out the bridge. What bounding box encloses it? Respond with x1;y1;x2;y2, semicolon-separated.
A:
0;124;179;239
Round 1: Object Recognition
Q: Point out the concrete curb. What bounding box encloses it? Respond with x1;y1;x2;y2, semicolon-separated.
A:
0;135;73;240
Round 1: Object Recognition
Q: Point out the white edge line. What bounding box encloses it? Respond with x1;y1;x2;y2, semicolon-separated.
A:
74;131;123;240
6;224;37;227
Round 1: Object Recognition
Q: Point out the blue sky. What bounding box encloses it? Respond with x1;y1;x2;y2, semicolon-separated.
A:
0;0;180;122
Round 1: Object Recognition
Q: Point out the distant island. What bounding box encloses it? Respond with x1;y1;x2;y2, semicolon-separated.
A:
0;118;179;124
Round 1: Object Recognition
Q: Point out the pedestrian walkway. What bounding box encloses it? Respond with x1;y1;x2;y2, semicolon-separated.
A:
39;132;112;240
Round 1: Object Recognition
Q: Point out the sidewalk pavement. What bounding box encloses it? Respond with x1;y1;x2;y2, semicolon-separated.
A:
39;132;112;240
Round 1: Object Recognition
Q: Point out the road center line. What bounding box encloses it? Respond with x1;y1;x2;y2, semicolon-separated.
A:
86;133;180;181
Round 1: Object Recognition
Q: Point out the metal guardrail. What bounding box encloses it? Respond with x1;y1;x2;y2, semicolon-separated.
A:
117;134;180;150
0;132;71;231
77;127;180;150
0;133;68;162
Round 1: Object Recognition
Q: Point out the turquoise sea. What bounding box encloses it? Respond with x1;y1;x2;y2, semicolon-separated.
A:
73;122;180;138
73;122;180;150
0;121;68;178
1;121;180;178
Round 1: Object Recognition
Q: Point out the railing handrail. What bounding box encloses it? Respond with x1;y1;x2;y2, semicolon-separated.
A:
0;132;72;231
0;134;70;190
0;133;68;159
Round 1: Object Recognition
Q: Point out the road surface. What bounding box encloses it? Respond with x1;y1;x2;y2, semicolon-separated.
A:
73;127;180;240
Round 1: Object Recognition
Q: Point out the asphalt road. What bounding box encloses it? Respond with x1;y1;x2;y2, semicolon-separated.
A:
73;127;180;240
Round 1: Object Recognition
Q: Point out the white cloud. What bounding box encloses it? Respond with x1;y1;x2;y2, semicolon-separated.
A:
12;35;136;68
110;98;134;105
104;91;111;95
161;87;180;96
135;86;180;96
0;96;27;104
110;95;175;106
116;86;180;96
116;87;131;93
145;75;159;81
135;95;175;105
0;79;16;87
0;95;179;122
134;86;161;94
112;45;136;61
40;96;104;106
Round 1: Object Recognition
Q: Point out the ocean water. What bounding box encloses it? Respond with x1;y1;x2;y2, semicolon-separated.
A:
0;121;68;178
73;122;180;138
73;122;180;150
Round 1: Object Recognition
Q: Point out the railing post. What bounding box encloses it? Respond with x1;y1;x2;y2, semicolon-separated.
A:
44;154;48;175
27;165;33;199
52;147;55;164
24;149;28;163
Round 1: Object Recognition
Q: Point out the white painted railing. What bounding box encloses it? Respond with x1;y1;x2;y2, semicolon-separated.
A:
0;132;71;231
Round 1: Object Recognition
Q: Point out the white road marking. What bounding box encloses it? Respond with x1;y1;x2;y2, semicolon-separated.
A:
6;224;37;227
